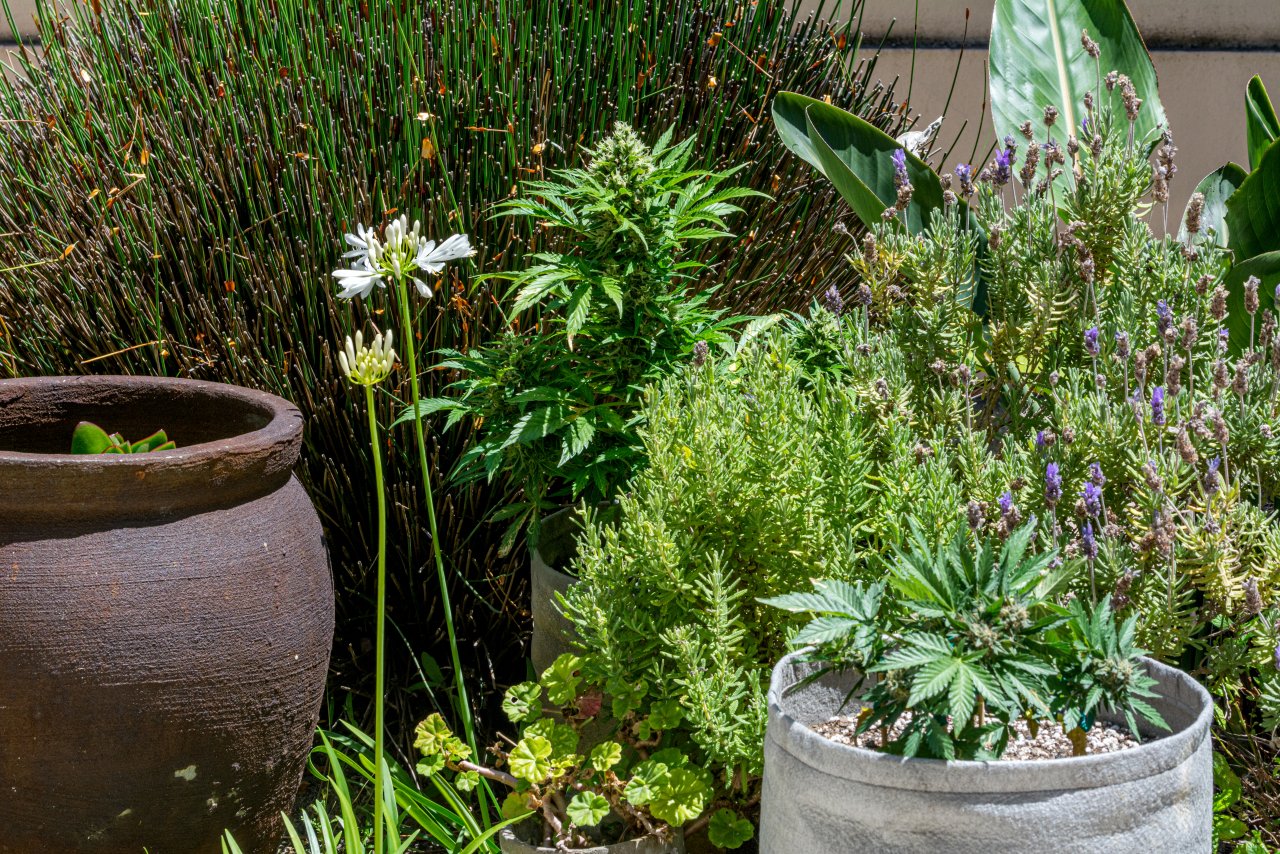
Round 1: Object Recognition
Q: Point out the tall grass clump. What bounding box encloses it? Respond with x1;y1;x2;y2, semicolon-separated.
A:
0;0;911;734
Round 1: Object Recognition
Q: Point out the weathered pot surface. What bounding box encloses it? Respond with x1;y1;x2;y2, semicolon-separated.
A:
530;503;619;675
760;652;1213;854
0;375;334;854
500;823;685;854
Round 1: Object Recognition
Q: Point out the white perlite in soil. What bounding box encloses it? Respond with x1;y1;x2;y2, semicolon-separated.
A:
810;711;1147;760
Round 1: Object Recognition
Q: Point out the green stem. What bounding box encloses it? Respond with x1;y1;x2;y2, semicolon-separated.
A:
394;276;477;756
365;384;388;854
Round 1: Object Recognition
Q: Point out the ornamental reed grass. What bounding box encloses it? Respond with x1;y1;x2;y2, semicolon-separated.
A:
0;0;912;736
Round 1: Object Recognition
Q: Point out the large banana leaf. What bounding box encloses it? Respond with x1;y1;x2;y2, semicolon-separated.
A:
990;0;1166;156
1246;76;1280;172
774;91;946;235
1178;163;1247;247
1224;251;1280;352
1225;141;1280;262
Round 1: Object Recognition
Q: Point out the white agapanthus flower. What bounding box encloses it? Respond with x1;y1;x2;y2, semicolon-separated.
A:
332;214;472;300
338;329;397;386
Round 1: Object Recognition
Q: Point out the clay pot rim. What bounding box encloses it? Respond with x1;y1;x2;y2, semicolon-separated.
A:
0;375;304;522
0;375;298;466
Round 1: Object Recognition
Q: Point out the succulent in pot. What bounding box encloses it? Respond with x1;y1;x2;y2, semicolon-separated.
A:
758;522;1212;853
0;375;334;853
413;654;749;853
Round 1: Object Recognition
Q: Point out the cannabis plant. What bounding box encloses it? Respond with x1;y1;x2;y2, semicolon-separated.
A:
412;653;752;850
765;522;1168;761
422;124;755;551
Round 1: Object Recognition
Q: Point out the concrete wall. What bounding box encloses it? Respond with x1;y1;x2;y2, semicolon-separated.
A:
821;1;1280;227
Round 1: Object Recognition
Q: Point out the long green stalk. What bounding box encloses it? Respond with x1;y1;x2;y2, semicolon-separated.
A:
364;383;389;854
394;277;476;757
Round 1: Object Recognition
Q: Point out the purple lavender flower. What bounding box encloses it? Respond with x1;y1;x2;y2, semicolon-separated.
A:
892;149;909;188
1274;640;1280;672
993;140;1015;186
1089;462;1106;486
1082;482;1103;518
1219;328;1230;353
1045;462;1062;508
822;285;844;316
1084;326;1101;357
1151;386;1166;425
1156;300;1173;335
998;491;1015;516
1081;116;1090;136
955;163;974;196
1082;521;1099;561
1036;430;1049;451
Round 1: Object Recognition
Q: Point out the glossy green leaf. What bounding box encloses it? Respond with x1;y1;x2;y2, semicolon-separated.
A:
1222;251;1280;352
1226;140;1280;262
1178;163;1247;247
774;91;946;234
990;0;1166;162
1246;76;1279;171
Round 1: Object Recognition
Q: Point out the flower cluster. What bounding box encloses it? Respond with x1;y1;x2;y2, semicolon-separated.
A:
333;214;471;299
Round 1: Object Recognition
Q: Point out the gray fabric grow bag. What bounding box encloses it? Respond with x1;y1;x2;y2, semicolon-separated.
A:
761;652;1213;853
499;825;685;853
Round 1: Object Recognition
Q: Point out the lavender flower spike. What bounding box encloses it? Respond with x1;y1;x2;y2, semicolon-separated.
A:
1082;482;1103;518
822;285;844;316
1082;521;1099;561
998;491;1015;516
1089;462;1106;486
1044;462;1062;507
1084;326;1101;357
1151;386;1166;425
891;149;909;187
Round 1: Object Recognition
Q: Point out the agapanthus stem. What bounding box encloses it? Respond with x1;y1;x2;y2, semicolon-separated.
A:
393;277;478;757
364;384;388;854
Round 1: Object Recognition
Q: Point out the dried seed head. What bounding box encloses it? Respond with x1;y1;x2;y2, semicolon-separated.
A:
1019;120;1034;141
1106;70;1120;91
1176;425;1198;465
862;232;878;265
1185;192;1205;235
1114;331;1131;361
853;283;873;307
1243;577;1264;617
1196;274;1214;296
1167;355;1184;396
967;500;986;531
821;285;844;316
1211;286;1228;322
1180;316;1199;351
1245;275;1261;315
1043;105;1059;128
692;339;709;367
1081;29;1101;59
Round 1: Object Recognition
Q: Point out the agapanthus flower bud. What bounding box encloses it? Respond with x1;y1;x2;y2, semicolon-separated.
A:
338;329;397;386
1243;577;1264;617
822;285;844;315
1151;386;1166;425
1082;482;1103;518
1081;522;1099;561
1084;326;1101;357
1045;462;1063;508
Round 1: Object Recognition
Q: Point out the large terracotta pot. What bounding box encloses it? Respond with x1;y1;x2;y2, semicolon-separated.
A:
0;376;334;854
